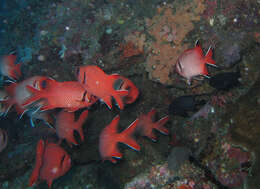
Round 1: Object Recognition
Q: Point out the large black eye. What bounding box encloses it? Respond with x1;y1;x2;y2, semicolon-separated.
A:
113;78;124;90
41;80;47;89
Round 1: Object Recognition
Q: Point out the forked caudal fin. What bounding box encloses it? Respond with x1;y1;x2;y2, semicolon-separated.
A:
205;47;217;67
102;90;128;110
76;109;89;141
101;96;112;110
113;90;128;110
154;116;170;135
119;118;140;151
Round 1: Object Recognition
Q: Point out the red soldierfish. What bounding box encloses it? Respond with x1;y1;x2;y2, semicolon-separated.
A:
77;65;128;110
99;115;140;163
55;109;88;147
176;41;216;84
22;80;97;112
4;76;51;114
29;139;71;188
3;76;54;127
137;109;169;141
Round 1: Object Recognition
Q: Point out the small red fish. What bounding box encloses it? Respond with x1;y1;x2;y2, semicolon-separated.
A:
3;76;54;127
4;76;50;114
29;139;71;188
22;80;97;112
111;74;139;104
55;109;88;146
77;65;128;110
99;115;140;163
0;128;8;153
0;54;22;80
137;109;169;141
176;41;216;84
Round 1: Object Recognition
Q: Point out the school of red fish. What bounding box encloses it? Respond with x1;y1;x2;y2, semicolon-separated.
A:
0;41;216;187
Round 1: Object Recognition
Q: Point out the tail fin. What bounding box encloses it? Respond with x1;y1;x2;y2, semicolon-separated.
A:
76;109;89;141
120;119;140;151
113;90;128;110
101;96;112;110
154;116;170;135
28;139;45;187
137;109;169;141
147;108;156;120
205;47;217;67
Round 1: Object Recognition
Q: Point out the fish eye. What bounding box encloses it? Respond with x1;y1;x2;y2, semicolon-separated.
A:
40;80;48;89
113;78;124;90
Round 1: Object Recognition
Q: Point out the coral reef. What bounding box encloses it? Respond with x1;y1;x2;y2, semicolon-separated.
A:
0;0;260;188
124;161;217;189
119;31;145;61
144;0;206;85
